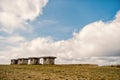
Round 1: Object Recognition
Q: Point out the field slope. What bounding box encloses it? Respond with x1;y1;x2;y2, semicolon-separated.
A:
0;65;120;80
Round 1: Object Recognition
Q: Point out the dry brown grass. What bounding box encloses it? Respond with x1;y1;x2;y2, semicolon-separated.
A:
0;65;120;80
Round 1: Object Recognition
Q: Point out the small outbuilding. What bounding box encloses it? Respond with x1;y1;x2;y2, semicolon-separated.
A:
11;59;18;65
28;57;40;65
17;58;28;64
40;56;56;65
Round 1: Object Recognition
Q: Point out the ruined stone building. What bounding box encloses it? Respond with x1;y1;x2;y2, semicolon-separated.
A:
11;59;18;65
28;57;40;65
10;56;57;65
17;58;28;64
41;56;56;65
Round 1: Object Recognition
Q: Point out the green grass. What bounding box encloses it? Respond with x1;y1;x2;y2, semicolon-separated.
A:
0;65;120;80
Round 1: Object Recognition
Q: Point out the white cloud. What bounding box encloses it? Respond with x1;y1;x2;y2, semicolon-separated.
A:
0;35;26;52
0;35;26;44
0;9;120;65
0;0;48;33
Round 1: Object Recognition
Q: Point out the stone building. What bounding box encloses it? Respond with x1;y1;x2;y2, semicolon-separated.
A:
11;59;18;65
28;57;40;65
17;58;28;64
41;56;56;65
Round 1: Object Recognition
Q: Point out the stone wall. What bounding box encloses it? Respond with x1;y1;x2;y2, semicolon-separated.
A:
11;59;18;65
43;58;55;64
29;58;39;64
17;59;28;64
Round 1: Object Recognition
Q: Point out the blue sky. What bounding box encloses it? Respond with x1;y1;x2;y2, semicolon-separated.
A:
31;0;120;40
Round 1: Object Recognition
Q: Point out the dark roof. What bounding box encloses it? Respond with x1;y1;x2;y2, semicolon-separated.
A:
28;57;40;59
17;58;28;60
40;56;56;59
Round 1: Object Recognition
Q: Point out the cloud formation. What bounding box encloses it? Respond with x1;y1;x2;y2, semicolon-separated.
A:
0;11;120;65
0;0;48;33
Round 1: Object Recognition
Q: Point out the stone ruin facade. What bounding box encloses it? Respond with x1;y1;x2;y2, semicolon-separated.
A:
28;57;40;65
17;58;28;65
11;59;18;65
11;56;56;65
41;56;56;65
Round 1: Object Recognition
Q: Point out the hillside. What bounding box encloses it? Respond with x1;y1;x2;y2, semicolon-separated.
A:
0;65;120;80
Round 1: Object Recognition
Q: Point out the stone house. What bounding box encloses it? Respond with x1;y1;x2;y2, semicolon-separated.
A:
28;57;40;65
11;59;18;65
17;58;28;64
40;56;56;65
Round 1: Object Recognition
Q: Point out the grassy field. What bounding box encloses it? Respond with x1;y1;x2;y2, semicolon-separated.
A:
0;65;120;80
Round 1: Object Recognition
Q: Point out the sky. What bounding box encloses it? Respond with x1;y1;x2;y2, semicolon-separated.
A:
0;0;120;65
